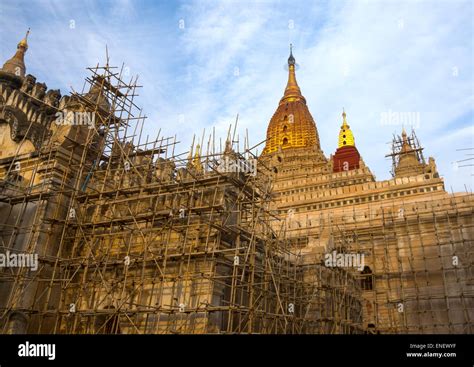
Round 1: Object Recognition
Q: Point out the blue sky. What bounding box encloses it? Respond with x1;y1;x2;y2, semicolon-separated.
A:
1;0;473;191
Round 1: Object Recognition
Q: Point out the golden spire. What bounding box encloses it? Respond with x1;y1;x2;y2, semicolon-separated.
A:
2;29;30;77
263;45;321;155
192;144;203;173
342;109;348;127
338;108;355;148
18;28;30;50
401;128;412;153
280;44;305;105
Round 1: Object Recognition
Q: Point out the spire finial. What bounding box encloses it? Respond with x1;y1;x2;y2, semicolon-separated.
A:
280;44;303;104
18;28;30;50
288;43;295;66
341;108;348;128
401;127;412;153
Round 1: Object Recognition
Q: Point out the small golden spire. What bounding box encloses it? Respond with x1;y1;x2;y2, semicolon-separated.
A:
338;108;355;148
18;28;30;50
193;144;203;173
401;128;412;153
342;108;348;127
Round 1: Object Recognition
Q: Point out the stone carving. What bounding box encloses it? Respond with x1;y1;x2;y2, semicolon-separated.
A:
8;111;19;141
176;167;188;182
44;89;61;108
31;82;47;100
3;108;24;142
58;95;70;110
3;106;45;149
20;74;36;94
155;158;176;182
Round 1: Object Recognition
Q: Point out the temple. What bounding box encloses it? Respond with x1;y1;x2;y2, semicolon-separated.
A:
0;35;472;334
261;46;473;333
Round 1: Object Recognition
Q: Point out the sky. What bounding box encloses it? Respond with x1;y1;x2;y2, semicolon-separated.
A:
1;0;473;191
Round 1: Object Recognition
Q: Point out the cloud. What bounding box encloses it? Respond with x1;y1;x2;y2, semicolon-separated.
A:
173;0;473;190
1;0;472;190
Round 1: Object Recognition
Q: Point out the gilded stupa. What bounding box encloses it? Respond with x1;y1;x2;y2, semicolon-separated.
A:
332;109;361;172
263;45;322;155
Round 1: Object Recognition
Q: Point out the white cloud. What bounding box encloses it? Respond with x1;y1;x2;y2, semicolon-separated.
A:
1;0;472;190
173;0;473;190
